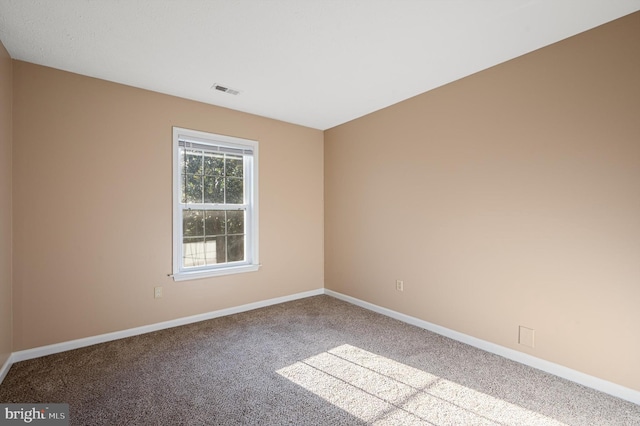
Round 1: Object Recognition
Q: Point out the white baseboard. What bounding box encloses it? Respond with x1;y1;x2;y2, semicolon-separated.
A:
9;288;324;364
3;287;639;406
324;289;640;405
0;354;13;385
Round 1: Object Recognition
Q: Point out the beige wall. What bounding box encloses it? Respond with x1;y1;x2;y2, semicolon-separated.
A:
325;12;640;391
12;61;324;350
0;42;12;367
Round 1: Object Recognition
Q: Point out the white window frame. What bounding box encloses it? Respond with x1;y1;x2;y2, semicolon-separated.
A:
172;127;259;281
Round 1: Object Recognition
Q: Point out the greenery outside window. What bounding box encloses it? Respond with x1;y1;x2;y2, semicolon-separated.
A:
172;127;259;280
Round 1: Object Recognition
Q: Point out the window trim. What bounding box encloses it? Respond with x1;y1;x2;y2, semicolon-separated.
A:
172;127;259;281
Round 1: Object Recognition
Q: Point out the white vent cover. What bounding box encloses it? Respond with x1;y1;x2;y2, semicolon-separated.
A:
211;83;241;96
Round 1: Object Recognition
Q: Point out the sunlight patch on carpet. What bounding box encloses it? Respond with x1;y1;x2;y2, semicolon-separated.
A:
277;344;568;425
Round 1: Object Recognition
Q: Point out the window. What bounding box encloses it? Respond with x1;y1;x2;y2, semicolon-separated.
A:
172;127;259;281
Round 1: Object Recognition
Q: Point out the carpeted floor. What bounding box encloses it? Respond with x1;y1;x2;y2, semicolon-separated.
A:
0;295;638;425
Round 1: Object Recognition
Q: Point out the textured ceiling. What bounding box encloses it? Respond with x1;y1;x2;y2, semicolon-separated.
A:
1;0;639;130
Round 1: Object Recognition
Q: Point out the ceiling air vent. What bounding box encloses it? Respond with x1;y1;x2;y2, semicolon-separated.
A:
212;83;241;96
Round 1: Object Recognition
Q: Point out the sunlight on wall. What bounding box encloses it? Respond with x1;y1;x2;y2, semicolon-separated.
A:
277;344;567;425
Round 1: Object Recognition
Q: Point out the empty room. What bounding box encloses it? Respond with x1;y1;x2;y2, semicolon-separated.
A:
1;1;639;425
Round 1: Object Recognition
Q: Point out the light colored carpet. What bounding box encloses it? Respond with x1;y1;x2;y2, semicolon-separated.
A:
1;295;638;425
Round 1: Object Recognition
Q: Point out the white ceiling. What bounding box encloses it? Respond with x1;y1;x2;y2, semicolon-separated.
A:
1;1;639;130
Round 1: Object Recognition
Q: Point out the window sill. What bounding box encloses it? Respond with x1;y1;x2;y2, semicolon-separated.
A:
172;263;260;281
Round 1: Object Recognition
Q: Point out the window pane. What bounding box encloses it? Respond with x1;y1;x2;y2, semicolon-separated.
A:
203;153;224;176
225;155;243;178
203;237;218;265
184;174;203;203
210;235;226;264
203;176;224;203
204;210;225;236
184;150;203;175
227;235;244;262
182;209;246;267
183;210;204;237
183;237;205;267
227;210;244;234
226;177;243;204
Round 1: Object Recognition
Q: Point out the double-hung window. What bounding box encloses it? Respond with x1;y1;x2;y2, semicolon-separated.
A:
172;127;259;281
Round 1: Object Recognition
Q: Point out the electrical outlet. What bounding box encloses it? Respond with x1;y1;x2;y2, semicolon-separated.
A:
396;280;404;292
154;286;163;299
